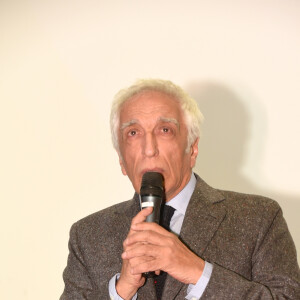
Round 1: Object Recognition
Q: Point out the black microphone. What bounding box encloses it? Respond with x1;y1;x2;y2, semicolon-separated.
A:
140;172;164;278
140;172;164;223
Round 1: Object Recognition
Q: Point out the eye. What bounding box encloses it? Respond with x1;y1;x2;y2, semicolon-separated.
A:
159;126;174;136
128;130;137;136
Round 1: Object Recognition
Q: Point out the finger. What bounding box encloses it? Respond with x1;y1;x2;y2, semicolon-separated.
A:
124;254;159;275
122;243;163;260
123;240;149;252
125;230;174;247
131;221;172;235
129;258;162;275
131;207;153;226
125;207;153;241
126;255;155;268
123;208;154;251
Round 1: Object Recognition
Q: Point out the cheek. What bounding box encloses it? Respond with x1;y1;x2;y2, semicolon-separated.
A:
167;150;192;173
164;144;186;161
121;149;142;177
122;138;142;155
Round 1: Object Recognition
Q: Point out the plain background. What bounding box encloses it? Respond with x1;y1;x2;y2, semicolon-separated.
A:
0;1;299;299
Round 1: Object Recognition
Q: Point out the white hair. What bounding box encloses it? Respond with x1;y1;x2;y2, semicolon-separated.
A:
110;79;204;153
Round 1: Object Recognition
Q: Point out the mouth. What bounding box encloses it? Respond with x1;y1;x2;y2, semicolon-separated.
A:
141;168;164;177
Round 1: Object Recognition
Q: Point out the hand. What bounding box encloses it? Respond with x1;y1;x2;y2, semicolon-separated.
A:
116;207;154;300
122;221;205;285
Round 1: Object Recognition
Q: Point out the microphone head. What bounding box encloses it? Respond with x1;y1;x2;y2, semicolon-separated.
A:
140;172;164;197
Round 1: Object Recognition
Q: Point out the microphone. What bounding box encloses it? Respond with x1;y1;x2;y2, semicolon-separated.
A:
140;172;164;278
140;172;164;223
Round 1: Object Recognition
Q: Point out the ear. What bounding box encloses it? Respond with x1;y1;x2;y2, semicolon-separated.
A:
118;153;127;176
190;138;199;168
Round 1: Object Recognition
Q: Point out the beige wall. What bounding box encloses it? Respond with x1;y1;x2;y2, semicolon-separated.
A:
0;1;299;299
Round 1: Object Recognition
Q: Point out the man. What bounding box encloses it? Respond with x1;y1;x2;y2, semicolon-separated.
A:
60;79;300;299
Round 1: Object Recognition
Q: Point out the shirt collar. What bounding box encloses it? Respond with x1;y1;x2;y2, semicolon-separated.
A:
166;173;196;216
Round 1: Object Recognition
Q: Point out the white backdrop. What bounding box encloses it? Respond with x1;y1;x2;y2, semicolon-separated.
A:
0;1;299;299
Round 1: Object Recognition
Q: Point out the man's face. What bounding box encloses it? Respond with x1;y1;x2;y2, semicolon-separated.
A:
117;91;198;201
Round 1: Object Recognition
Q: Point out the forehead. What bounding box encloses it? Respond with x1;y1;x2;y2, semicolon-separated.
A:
119;91;183;122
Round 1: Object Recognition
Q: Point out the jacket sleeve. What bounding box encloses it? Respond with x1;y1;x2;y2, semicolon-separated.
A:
60;223;111;300
201;206;300;299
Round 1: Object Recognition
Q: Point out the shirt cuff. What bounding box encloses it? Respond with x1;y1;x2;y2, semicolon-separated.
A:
186;261;213;300
108;273;137;300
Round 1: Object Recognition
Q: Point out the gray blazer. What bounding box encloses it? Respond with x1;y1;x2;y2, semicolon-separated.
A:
60;175;300;299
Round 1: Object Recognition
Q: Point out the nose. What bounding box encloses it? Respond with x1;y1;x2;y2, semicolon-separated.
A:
143;132;158;157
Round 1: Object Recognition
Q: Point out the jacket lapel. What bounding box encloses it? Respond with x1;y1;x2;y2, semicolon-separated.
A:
162;175;227;299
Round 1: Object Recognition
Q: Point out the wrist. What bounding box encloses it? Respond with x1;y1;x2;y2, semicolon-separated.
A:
116;276;138;300
191;257;205;285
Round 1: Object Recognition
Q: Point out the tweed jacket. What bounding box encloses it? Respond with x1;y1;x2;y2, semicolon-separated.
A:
60;175;300;299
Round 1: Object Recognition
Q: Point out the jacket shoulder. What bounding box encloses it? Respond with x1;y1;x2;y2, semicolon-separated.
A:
216;189;281;216
70;198;137;241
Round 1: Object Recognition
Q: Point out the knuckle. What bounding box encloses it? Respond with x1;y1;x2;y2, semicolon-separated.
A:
167;236;176;247
165;246;173;257
143;259;154;271
123;238;129;248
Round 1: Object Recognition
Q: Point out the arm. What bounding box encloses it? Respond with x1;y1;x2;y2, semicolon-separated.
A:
60;223;111;300
60;207;159;300
201;206;300;299
123;203;300;299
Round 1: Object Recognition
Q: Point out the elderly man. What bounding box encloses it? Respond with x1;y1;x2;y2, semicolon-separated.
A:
60;79;300;299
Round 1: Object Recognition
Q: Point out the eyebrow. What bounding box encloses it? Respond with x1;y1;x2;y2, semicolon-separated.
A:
120;117;180;131
158;117;180;128
120;119;139;131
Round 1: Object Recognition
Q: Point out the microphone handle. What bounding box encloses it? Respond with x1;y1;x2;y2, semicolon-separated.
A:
141;195;162;223
140;194;162;278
